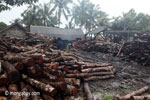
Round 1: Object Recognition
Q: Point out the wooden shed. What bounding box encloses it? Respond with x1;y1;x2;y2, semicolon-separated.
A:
0;23;26;38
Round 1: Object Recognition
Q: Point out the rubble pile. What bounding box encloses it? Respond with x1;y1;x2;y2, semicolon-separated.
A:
0;33;114;100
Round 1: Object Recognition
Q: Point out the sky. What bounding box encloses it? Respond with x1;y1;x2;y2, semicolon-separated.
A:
0;0;150;26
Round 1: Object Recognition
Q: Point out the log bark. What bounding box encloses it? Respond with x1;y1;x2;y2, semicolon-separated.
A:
22;74;57;96
81;66;113;73
118;86;149;100
84;82;94;100
84;75;114;81
2;61;20;83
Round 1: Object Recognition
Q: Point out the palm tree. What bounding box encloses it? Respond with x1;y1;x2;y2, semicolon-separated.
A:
52;0;73;26
38;2;58;27
21;4;41;31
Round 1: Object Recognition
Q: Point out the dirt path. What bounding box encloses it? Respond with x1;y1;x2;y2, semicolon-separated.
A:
72;50;150;100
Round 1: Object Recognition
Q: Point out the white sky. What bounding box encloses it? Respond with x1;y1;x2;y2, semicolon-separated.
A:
0;0;150;26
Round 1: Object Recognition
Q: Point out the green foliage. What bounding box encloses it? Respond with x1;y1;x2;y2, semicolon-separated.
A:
72;0;108;31
103;93;114;100
0;0;38;12
0;22;7;31
111;9;150;32
52;0;73;26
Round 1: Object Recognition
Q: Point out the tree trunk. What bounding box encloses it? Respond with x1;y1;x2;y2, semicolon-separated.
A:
84;82;94;100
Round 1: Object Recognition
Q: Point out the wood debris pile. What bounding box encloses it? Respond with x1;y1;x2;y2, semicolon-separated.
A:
0;33;115;100
119;40;150;66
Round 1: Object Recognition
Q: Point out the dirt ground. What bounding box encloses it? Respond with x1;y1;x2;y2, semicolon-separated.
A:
72;50;150;100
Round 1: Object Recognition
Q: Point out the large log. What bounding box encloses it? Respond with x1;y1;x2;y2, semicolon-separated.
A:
2;61;20;83
81;66;113;73
84;82;94;100
84;75;114;81
22;74;57;96
117;86;149;100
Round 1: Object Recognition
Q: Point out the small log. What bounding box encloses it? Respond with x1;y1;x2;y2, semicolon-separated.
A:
2;61;20;83
42;71;56;81
81;66;113;73
84;82;94;100
66;73;89;78
78;62;112;67
0;73;8;86
22;74;57;96
84;75;114;81
0;96;7;100
118;86;149;100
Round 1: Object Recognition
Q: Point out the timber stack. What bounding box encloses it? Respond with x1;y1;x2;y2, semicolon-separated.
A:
119;40;150;66
0;33;115;100
77;39;120;54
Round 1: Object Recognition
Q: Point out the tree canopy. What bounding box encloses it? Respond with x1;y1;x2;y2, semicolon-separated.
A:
0;22;7;31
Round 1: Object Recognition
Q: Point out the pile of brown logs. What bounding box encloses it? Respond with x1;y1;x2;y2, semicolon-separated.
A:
114;86;150;100
0;33;115;100
119;40;150;66
77;39;120;54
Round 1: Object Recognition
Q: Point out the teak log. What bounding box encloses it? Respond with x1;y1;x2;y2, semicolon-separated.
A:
84;82;94;100
118;86;149;100
0;73;8;87
81;66;113;73
2;61;20;83
84;75;114;81
22;74;57;96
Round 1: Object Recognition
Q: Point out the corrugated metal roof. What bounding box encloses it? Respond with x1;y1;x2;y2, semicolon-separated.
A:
30;26;84;40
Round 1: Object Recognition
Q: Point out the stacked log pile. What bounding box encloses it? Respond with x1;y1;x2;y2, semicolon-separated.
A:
77;39;120;54
119;40;150;66
0;33;115;100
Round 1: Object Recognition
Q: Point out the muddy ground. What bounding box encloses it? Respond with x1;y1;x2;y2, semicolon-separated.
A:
72;50;150;100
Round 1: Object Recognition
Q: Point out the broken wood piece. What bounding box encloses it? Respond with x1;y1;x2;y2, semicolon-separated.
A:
22;74;57;96
84;82;94;100
118;86;149;100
